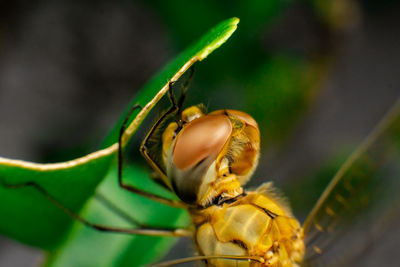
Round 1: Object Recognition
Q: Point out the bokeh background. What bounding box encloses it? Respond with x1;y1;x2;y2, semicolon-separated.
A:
0;0;399;266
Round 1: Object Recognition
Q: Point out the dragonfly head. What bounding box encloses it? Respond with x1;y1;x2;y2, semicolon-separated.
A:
162;106;260;207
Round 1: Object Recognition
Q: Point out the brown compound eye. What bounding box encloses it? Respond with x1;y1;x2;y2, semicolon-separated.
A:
209;109;258;129
226;110;258;129
173;115;232;170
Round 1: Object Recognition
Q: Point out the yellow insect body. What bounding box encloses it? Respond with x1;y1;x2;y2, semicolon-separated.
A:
161;106;305;266
192;185;304;266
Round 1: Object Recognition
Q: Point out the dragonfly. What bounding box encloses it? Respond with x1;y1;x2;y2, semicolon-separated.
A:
2;72;400;266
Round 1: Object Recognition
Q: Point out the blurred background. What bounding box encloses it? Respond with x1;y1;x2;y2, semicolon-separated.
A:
0;0;399;266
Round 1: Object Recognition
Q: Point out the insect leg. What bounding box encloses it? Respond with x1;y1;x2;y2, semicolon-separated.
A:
0;180;192;237
118;102;185;208
148;254;265;267
139;67;194;186
176;66;195;118
139;81;179;187
94;192;143;226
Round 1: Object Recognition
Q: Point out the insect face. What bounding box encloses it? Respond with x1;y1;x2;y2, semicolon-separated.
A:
162;106;260;207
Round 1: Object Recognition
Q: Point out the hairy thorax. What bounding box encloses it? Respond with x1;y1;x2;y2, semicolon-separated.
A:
190;184;305;267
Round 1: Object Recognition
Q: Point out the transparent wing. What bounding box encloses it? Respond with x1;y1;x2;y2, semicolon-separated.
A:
302;98;400;267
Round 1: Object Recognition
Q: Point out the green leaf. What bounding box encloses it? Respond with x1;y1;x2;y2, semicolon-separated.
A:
46;166;190;267
0;150;115;249
0;17;239;263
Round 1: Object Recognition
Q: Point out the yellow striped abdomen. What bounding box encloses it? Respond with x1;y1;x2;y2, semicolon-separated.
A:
192;184;305;266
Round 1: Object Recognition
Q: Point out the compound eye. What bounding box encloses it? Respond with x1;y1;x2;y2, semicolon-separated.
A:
173;115;232;170
226;110;258;129
209;109;258;129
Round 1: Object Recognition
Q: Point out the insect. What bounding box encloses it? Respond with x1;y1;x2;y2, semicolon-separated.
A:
2;71;400;266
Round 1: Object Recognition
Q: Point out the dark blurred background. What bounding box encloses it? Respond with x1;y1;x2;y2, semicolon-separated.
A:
0;0;399;266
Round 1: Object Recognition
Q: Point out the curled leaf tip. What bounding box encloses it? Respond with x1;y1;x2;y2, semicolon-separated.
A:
197;17;240;60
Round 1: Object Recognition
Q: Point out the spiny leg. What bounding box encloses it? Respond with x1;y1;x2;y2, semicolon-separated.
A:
139;82;178;185
140;67;195;185
148;255;265;267
118;103;185;208
0;179;192;237
95;192;143;227
176;65;195;120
